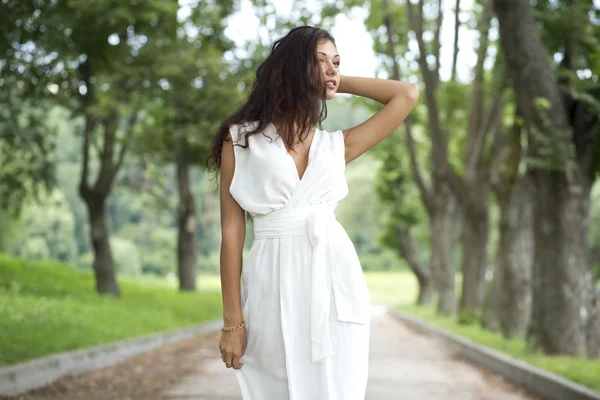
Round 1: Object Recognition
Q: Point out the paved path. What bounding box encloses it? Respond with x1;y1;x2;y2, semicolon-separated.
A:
164;306;537;400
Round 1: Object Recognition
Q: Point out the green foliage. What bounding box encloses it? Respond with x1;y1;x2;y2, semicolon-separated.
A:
198;251;221;275
117;223;177;276
13;190;77;263
457;308;479;326
534;0;599;76
135;0;242;167
375;134;423;226
373;129;429;261
16;237;50;261
353;248;403;272
531;0;600;174
0;211;20;253
400;304;600;393
0;254;222;366
3;104;231;277
335;153;401;268
111;237;142;276
0;87;56;213
363;0;414;80
78;237;142;277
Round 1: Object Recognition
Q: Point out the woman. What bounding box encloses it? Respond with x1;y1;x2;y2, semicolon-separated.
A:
207;26;418;400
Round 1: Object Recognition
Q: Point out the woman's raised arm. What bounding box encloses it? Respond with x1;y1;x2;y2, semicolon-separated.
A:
339;76;420;163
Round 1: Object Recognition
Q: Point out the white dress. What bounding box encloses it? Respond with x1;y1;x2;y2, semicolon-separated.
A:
229;121;371;400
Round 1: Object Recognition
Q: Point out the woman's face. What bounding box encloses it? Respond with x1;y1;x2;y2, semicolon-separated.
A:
316;40;340;100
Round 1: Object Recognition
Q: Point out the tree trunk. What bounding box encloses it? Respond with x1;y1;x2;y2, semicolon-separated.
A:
460;194;489;312
527;171;589;355
430;187;460;316
497;176;533;338
481;264;501;331
85;196;120;296
417;274;436;306
458;0;494;314
381;0;433;306
494;0;592;356
77;60;135;297
587;292;600;358
176;139;197;292
396;228;434;305
405;0;465;316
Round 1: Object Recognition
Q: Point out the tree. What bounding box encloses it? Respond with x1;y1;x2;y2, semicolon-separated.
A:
138;0;240;291
376;132;434;304
446;0;502;315
347;0;459;314
2;0;179;295
400;0;465;315
400;0;515;318
493;0;600;356
481;107;533;337
379;0;435;305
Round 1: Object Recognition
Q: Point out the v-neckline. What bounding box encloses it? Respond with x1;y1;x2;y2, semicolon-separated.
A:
270;122;318;183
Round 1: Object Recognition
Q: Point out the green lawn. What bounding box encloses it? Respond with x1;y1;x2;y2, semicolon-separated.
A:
0;254;222;366
364;270;419;305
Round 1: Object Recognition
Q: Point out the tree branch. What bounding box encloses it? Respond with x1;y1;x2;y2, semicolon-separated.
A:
490;109;521;195
465;0;493;162
433;0;443;85
383;0;432;213
493;0;577;187
468;93;503;176
111;110;138;181
94;112;118;194
406;0;431;85
382;0;401;81
451;0;461;81
396;227;431;282
446;164;470;206
405;123;433;213
406;0;447;172
77;60;93;200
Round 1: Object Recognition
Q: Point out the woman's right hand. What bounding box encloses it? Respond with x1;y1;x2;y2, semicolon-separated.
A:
219;327;247;370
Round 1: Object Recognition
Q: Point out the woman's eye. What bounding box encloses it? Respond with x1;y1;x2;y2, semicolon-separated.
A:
334;62;340;67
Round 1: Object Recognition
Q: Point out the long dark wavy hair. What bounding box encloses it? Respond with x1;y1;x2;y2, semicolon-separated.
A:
206;26;336;174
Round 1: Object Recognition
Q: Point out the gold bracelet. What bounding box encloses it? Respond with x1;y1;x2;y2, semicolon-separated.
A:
221;322;245;332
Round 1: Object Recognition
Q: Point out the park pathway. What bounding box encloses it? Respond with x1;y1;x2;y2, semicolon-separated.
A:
11;306;538;400
164;306;537;400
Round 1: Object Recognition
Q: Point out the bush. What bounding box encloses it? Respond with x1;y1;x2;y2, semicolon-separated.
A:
457;308;479;326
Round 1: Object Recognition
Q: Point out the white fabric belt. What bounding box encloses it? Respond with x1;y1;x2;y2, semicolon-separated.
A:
253;206;367;363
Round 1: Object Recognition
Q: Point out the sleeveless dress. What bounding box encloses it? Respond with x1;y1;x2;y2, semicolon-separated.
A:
229;121;371;400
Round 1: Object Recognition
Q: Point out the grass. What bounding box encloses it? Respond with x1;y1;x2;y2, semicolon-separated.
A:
364;270;419;305
0;254;222;366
